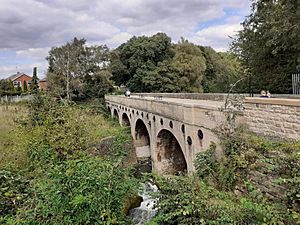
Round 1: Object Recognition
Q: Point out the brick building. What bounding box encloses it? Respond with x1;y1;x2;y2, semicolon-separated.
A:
6;72;32;91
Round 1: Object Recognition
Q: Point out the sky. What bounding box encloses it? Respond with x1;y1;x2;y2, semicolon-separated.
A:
0;0;251;79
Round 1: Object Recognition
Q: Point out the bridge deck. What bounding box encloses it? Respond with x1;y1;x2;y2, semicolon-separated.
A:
130;95;224;109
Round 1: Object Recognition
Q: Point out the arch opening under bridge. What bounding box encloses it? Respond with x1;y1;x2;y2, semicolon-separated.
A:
134;119;152;172
156;129;187;175
113;109;118;119
122;113;130;126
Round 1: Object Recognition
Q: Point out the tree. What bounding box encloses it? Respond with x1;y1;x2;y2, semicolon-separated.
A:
16;83;21;94
200;47;244;93
141;38;208;93
46;38;112;99
110;33;242;93
23;81;28;93
82;70;114;99
170;38;206;92
0;80;15;96
109;33;174;92
231;0;300;93
30;67;39;94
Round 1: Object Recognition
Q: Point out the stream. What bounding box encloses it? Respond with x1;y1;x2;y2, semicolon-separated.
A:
128;182;159;225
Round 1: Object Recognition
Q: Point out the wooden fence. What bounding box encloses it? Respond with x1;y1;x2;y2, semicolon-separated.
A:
0;95;33;103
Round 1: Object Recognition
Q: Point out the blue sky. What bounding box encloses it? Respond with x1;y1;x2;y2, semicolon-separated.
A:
0;0;251;79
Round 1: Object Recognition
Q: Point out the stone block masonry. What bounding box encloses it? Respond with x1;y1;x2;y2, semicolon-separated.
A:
244;97;300;140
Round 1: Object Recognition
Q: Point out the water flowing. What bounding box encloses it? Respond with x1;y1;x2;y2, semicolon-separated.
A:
128;182;158;225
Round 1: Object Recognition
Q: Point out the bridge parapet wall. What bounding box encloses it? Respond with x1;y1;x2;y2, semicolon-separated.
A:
105;95;226;129
132;93;228;101
133;93;300;101
244;98;300;139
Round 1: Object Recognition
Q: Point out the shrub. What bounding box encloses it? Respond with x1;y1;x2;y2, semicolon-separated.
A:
0;170;31;223
16;156;138;225
150;175;293;225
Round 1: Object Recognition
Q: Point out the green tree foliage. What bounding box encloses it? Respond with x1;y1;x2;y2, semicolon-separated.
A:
201;47;245;93
82;70;113;99
110;33;243;93
231;0;300;93
171;39;206;92
31;67;39;94
142;39;208;93
16;83;22;94
110;33;174;92
23;80;28;93
46;38;113;99
0;80;15;96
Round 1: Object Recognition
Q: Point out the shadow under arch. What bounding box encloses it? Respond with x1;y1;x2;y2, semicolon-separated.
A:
113;109;118;119
134;119;152;172
156;129;187;175
121;113;130;126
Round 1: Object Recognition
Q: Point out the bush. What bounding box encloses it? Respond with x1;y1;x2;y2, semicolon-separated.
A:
0;170;31;223
21;94;125;163
195;127;300;221
16;156;138;225
150;175;293;225
1;94;139;224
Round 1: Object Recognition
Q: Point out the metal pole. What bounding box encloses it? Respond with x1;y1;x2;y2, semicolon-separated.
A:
66;49;70;100
292;74;294;95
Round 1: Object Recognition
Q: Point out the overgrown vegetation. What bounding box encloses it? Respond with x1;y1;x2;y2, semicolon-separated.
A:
0;104;28;171
2;95;300;224
150;175;293;225
0;96;138;224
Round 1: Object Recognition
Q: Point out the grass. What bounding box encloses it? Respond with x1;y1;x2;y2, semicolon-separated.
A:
0;104;28;171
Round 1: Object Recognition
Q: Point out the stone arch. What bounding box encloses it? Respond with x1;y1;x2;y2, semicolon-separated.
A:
107;106;111;115
155;129;187;175
134;119;152;172
121;113;130;126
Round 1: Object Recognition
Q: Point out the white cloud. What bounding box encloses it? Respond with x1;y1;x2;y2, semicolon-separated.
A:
0;0;250;50
0;0;251;76
16;47;50;59
0;62;47;79
104;32;133;48
190;22;242;52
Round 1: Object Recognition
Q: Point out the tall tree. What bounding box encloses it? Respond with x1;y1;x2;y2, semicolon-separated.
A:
142;38;208;93
30;67;39;94
23;81;28;93
110;33;243;93
231;0;300;93
201;47;244;93
170;38;206;92
46;38;112;99
16;83;22;94
110;33;174;92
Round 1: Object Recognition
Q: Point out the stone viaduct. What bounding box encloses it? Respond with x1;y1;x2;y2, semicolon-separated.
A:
105;94;229;175
105;93;300;175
